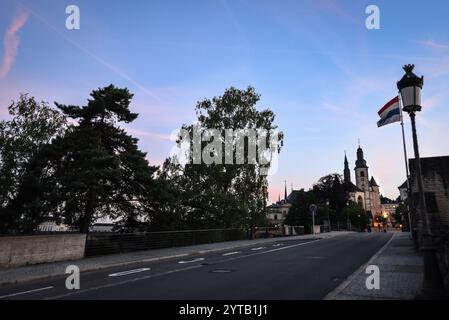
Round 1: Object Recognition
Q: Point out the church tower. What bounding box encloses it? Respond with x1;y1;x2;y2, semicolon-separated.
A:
354;146;369;191
344;153;351;184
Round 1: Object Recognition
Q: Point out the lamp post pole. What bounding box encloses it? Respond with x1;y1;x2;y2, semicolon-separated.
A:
408;111;444;298
397;64;444;299
408;111;431;236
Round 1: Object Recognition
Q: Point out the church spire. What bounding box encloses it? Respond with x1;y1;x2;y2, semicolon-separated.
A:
355;144;368;168
344;151;351;184
354;144;370;191
284;180;288;201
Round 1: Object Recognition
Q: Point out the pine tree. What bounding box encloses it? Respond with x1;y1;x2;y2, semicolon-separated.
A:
9;85;158;233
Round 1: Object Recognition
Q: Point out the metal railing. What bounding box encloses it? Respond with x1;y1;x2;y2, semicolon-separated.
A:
85;228;247;256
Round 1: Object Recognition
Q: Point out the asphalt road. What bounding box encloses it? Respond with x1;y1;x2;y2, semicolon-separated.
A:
0;232;392;300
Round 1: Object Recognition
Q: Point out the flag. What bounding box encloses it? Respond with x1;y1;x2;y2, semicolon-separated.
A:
377;96;401;127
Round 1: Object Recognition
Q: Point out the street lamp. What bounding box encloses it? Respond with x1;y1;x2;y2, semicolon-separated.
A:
397;64;444;299
326;200;331;232
397;65;429;237
398;64;423;113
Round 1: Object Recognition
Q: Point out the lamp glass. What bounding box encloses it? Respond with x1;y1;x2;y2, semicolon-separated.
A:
400;85;421;108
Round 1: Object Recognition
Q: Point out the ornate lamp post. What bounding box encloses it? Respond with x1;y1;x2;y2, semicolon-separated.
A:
397;64;444;299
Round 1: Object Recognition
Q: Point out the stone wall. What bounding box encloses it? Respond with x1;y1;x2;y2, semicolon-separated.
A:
409;156;449;291
436;227;449;291
0;234;86;268
409;156;449;226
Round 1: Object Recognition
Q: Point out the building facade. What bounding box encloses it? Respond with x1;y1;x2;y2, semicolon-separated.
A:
380;196;399;227
344;146;382;223
37;220;69;232
266;189;304;226
409;156;449;227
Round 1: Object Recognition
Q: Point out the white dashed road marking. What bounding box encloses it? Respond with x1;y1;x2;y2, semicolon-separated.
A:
0;286;54;299
251;247;266;251
178;258;205;264
222;251;240;256
108;268;151;277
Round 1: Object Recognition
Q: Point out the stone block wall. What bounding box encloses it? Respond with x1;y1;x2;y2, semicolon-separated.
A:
0;233;86;268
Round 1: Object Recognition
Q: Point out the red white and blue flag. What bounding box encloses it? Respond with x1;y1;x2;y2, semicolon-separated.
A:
377;96;401;127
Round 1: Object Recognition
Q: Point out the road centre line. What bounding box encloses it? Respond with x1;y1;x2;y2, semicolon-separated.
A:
109;268;151;277
178;258;205;264
222;251;240;256
44;239;321;300
0;286;54;299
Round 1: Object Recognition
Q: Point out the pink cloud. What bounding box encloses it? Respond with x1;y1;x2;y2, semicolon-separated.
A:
0;9;29;79
124;127;172;142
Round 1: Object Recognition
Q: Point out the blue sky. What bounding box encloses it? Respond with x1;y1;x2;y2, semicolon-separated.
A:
1;0;449;202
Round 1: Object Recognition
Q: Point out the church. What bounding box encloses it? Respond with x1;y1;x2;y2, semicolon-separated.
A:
344;146;382;221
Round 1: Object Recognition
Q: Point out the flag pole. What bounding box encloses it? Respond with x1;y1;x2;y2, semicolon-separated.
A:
398;94;413;239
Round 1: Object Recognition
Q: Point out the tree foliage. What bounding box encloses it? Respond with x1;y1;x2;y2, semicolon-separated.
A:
1;85;284;234
161;86;283;230
285;173;370;232
0;95;66;233
3;86;159;233
342;202;369;231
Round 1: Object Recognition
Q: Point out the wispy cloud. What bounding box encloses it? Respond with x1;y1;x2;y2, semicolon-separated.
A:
124;127;171;142
417;39;449;51
322;101;344;114
18;3;160;100
0;9;29;79
311;0;359;25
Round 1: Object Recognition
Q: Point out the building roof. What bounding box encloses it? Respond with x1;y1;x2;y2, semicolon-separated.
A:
380;195;395;204
398;180;408;190
285;190;306;204
369;177;379;187
344;181;363;193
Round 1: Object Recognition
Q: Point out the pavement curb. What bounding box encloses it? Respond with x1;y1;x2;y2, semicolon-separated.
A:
323;232;396;300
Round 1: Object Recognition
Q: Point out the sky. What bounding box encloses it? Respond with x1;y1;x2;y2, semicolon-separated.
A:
1;0;449;203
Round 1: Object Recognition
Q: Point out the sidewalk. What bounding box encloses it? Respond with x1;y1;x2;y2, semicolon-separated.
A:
0;231;350;287
327;232;423;300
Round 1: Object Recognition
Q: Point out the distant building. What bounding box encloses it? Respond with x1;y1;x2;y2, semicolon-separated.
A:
266;188;304;226
398;180;408;202
380;196;399;227
409;156;449;227
343;146;382;224
37;220;69;232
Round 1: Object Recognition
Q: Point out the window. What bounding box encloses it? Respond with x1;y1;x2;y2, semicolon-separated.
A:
357;196;364;207
361;171;365;177
274;215;278;220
